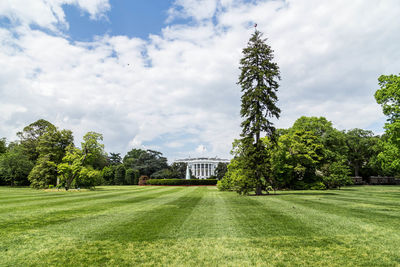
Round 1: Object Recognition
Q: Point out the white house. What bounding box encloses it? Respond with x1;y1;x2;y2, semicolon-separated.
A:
174;157;230;179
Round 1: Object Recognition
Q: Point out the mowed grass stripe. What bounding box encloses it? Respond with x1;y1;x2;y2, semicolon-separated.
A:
1;186;400;266
170;187;244;239
0;186;201;265
0;186;180;235
86;186;204;242
0;186;161;213
0;186;153;206
226;193;316;238
267;196;400;265
272;192;400;232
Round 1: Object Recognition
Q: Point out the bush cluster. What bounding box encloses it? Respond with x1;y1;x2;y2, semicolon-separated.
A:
146;179;217;186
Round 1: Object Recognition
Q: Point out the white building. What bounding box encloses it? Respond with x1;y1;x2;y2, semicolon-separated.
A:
175;157;230;179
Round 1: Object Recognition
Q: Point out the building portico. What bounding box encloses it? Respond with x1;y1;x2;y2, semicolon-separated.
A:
175;157;230;179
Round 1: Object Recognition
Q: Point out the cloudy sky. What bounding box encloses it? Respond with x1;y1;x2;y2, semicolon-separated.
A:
1;0;399;161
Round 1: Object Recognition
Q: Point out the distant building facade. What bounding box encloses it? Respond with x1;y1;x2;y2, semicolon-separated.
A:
174;157;230;179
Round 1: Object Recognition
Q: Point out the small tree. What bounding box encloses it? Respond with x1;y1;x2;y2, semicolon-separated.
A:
28;156;58;188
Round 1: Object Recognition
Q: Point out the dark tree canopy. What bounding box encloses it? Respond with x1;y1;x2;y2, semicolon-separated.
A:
214;162;228;180
123;149;168;177
0;145;34;186
108;153;122;165
345;128;377;177
0;138;6;154
170;162;187;179
17;119;56;161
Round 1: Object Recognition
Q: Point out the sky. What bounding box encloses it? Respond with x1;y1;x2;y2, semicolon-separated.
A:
0;0;400;162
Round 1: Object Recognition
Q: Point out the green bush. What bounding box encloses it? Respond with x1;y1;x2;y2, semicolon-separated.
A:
146;179;217;186
309;181;327;190
293;180;309;190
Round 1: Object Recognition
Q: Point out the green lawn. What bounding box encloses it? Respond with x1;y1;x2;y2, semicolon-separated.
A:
0;186;399;266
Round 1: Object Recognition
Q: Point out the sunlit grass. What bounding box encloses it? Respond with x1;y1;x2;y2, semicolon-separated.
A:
0;186;399;266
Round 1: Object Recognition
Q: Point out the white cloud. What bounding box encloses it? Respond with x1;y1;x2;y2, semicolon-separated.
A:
0;0;399;160
0;0;109;31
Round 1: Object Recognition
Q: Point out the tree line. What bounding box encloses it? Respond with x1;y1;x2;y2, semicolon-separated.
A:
218;28;400;194
218;115;386;192
0;119;219;189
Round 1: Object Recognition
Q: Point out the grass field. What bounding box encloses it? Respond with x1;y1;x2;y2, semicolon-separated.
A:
0;186;399;266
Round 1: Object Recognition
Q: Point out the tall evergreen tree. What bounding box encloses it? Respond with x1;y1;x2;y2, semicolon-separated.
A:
237;29;281;195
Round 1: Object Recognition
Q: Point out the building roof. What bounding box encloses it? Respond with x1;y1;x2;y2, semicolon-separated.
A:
174;157;230;163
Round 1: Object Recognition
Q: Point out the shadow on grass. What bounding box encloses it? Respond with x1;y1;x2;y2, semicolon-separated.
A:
248;192;338;196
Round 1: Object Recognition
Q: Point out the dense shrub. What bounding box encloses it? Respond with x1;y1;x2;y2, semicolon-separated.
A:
125;168;139;185
138;175;150;185
114;164;126;185
146;179;217;186
73;167;101;188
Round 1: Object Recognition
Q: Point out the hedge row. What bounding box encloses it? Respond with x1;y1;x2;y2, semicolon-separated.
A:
146;179;217;186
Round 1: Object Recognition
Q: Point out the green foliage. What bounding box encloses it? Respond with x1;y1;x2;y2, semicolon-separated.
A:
375;74;400;123
150;168;176;179
214;162;228;180
217;158;247;193
37;128;74;164
146;179;217;185
238;30;281;140
81;132;108;169
222;116;373;191
291;116;348;163
270;130;324;189
125;168;139;185
320;161;352;189
345;128;379;177
101;166;115;185
57;145;100;189
0;145;34;186
123;149;168;177
169;162;187;179
57;146;85;190
114;164;126;185
17;119;56;162
375;74;400;175
377;141;400;176
0;138;6;154
108;152;122;165
15;120;74;188
234;29;281;195
74;167;101;188
28;156;58;189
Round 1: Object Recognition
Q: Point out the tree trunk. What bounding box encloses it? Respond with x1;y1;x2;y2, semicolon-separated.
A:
255;184;262;195
354;165;360;177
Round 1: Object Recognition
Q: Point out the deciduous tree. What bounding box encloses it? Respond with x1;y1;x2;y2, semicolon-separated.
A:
0;145;34;186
